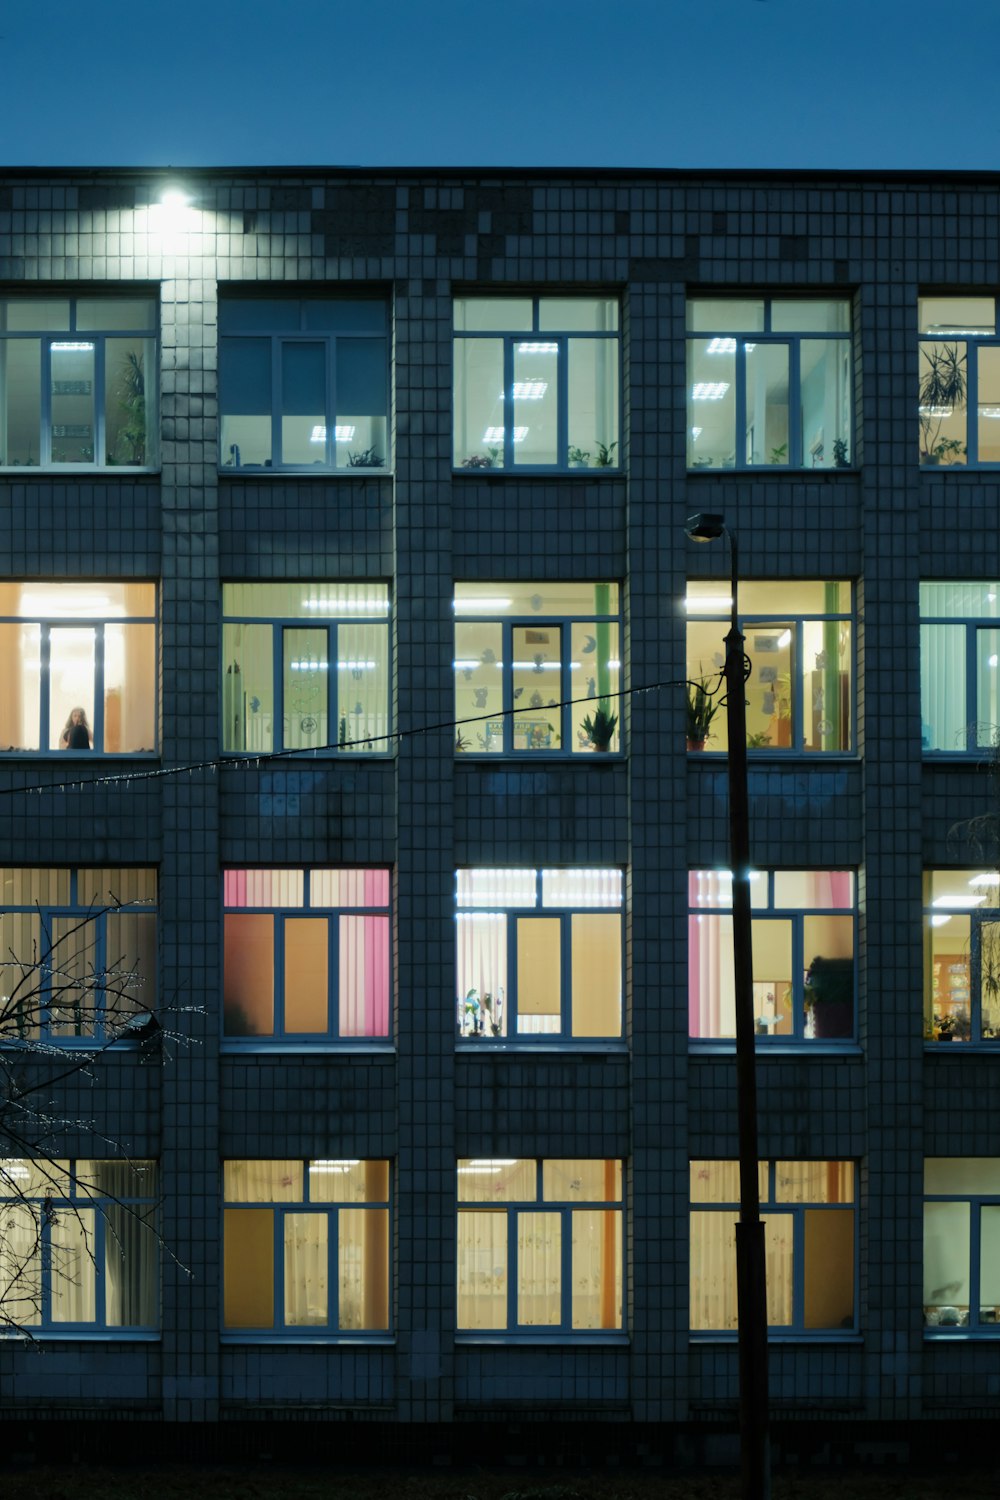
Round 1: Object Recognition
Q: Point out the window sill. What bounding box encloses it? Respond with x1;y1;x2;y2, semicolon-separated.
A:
0;1330;160;1341
456;1039;627;1055
221;750;391;761
924;1329;1000;1340
687;749;858;761
455;1333;628;1347
221;1039;395;1055
0;467;160;478
686;466;858;477
456;752;624;763
221;1333;394;1346
924;1041;1000;1052
0;1038;148;1052
1;750;159;759
219;467;392;479
690;1332;862;1345
690;1041;862;1056
452;468;623;479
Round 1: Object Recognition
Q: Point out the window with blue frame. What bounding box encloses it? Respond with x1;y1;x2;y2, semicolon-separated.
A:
223;1159;390;1334
685;581;853;754
920;582;1000;752
0;1159;158;1331
689;870;856;1043
457;1158;623;1334
456;869;623;1042
923;869;1000;1043
690;1160;856;1334
0;582;157;755
223;868;390;1042
222;583;390;755
925;1160;1000;1332
219;295;389;472
0;293;157;470
686;296;852;470
0;868;157;1043
917;296;1000;467
454;582;621;756
453;295;620;471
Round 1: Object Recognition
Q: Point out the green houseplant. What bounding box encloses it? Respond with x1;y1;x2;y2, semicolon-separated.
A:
581;702;618;752
686;673;721;751
918;343;968;464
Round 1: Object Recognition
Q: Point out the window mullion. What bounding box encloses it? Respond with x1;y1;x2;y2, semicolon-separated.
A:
327;336;336;470
734;341;748;470
561;913;572;1039
271;337;282;468
39;624;51;749
502;620;513;753
329;1206;338;1331
40;339;52;466
789;339;803;469
93;622;105;753
557;336;569;467
274;916;286;1038
274;1207;285;1332
968;343;980;465
94;339;106;470
508;1209;518;1331
329;908;339;1040
503;339;514;469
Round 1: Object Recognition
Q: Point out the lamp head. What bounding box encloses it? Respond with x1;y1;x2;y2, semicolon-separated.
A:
685;512;726;543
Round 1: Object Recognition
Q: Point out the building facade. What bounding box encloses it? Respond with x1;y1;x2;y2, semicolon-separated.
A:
0;166;997;1441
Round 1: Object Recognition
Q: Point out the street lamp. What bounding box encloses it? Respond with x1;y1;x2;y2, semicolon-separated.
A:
685;513;770;1500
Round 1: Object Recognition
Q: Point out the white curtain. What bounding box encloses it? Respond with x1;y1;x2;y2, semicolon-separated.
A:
457;1210;507;1329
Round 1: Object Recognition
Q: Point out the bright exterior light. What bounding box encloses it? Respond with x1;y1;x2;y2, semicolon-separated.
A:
692;382;730;401
160;189;190;208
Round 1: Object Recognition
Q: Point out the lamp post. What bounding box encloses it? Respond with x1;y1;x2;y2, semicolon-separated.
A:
685;513;770;1500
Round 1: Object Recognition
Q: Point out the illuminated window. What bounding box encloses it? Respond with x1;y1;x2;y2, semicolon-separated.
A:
686;297;852;471
689;870;855;1043
924;1159;1000;1333
0;582;156;755
690;1161;855;1334
223;869;390;1042
453;296;619;471
456;869;622;1042
457;1158;623;1334
222;583;390;756
223;1160;390;1335
454;583;621;756
219;295;389;472
0;1159;158;1331
923;870;1000;1043
920;582;1000;753
0;294;157;469
685;581;852;754
0;868;157;1043
917;296;1000;467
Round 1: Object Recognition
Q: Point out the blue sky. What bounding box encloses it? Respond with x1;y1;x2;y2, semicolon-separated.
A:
5;0;1000;170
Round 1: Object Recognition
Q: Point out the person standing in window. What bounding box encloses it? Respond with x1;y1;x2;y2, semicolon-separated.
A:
59;707;91;750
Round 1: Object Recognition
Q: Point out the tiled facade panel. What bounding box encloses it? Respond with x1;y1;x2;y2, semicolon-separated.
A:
0;165;998;1436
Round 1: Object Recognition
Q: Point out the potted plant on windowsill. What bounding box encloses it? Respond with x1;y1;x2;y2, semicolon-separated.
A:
581;702;618;752
918;343;967;465
804;955;853;1039
686;673;720;751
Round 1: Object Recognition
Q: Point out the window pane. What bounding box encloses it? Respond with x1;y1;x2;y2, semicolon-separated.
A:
104;338;151;465
571;1209;622;1329
455;621;503;755
975;348;1000;463
457;869;536;907
746;343;789;465
223;913;274;1035
0;339;41;465
283;628;328;751
0;869;70;905
454;582;619;617
689;911;735;1039
50;628;95;751
925;1158;1000;1195
0;1202;41;1326
105;910;157;1027
919;296;995;336
105;623;156;753
690;1209;738;1329
1;299;70;331
567;340;618;467
746;621;793;749
512;625;561;751
976;629;1000;746
104;1203;158;1327
981;920;1000;1038
752;919;792;1037
285;1212;327;1326
800;340;850;469
804;1208;853;1327
924;1200;969;1318
454;298;532;332
539;298;618;332
457;1210;507;1328
303;300;386;334
801;616;851;751
454;339;504;468
687;300;764;333
771;300;851;334
47;915;97;1038
921;624;967;751
309;1158;388;1204
51;342;95;463
571;913;621;1037
223;623;272;753
919;342;968;465
926;910;971;1042
338;622;389;753
570;620;620;753
281;343;325;466
335;339;387;471
542;869;622;907
283;917;328;1033
980;1205;1000;1310
340;1207;389;1329
516;917;561;1033
773;871;854;909
517;1211;560;1325
457;1159;535;1204
457;912;507;1038
224;1160;303;1201
0;622;40;749
220;337;271;468
311;868;389;907
687;339;734;469
224;1208;274;1327
763;1213;793;1326
0;912;40;1039
76;298;156;332
543;1159;621;1201
51;1207;95;1323
803;919;854;1039
776;1161;854;1203
221;300;300;333
339;914;389;1037
512;344;558;466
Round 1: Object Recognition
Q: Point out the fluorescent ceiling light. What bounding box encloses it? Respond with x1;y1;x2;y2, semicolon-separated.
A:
303;598;389;612
458;1159;517;1172
453;597;512;612
336;660;377;670
483;427;529;443
925;325;992;336
692;382;730;401
311;1159;360;1172
310;425;356;442
981;408;1000;420
969;873;1000;886
288;660;329;671
777;629;792;649
706;337;736;354
918;405;954;418
933;894;986;908
51;341;94;352
511;380;547;400
517;342;558;354
929;914;951;927
685;594;733;612
690;427;703;440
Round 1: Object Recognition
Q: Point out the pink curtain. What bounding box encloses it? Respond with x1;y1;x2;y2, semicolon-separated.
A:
339;915;389;1036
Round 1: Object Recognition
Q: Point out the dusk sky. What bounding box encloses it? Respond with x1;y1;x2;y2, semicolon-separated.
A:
4;0;1000;171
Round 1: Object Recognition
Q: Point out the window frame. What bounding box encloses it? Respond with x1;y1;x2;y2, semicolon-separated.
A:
0;292;158;471
455;868;624;1046
690;1159;858;1338
917;295;1000;469
218;294;390;474
688;869;857;1047
221;583;391;757
920;583;1000;754
923;869;1000;1044
0;1158;159;1335
685;581;854;756
453;583;622;758
0;868;157;1046
452;295;621;473
222;868;392;1047
924;1161;1000;1336
222;1158;392;1340
685;295;853;472
456;1158;625;1339
0;583;158;756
